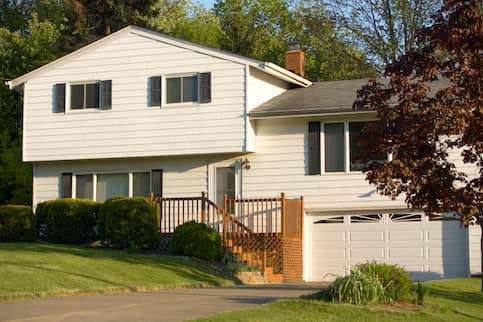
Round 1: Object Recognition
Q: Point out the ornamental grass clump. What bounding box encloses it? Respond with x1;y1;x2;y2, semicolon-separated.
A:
329;262;412;304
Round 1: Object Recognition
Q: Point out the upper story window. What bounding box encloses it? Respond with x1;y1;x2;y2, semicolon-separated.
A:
166;75;199;104
307;121;388;174
53;80;111;113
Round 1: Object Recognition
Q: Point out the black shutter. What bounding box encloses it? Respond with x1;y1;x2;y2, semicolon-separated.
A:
61;173;72;198
152;169;163;197
308;122;321;175
150;76;162;107
100;80;112;109
54;83;66;113
199;72;211;103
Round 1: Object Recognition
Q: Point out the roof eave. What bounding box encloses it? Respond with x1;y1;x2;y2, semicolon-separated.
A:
249;109;377;119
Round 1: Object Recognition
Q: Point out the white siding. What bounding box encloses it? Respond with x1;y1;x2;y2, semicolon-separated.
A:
33;156;210;207
469;224;481;275
245;67;290;152
242;117;407;211
23;31;246;162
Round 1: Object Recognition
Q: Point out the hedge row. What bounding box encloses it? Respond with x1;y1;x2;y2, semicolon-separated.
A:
1;198;159;250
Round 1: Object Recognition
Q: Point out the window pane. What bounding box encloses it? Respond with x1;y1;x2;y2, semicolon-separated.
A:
166;78;181;103
76;174;93;199
85;83;99;108
324;123;345;172
182;75;198;102
350;122;387;171
96;173;129;202
71;84;84;109
133;172;150;197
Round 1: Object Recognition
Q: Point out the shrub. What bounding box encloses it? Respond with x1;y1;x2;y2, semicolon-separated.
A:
171;221;223;261
102;197;159;250
0;205;36;241
356;262;412;302
36;199;100;244
329;262;412;304
330;267;385;304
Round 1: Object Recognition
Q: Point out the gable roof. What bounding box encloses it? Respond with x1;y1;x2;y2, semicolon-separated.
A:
249;78;451;119
7;25;311;90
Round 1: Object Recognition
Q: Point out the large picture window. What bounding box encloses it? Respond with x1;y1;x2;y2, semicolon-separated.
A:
166;75;198;104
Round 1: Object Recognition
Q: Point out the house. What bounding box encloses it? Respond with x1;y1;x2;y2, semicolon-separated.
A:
8;25;480;282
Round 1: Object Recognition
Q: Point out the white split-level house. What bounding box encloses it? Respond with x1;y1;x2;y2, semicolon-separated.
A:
8;25;480;281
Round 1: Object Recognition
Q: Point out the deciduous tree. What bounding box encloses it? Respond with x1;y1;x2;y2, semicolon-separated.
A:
354;0;482;289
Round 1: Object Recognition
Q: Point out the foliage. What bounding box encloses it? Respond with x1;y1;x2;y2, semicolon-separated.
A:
330;267;385;304
356;262;412;302
330;262;412;304
171;221;223;261
0;205;36;241
102;197;159;250
354;0;482;228
415;281;425;305
326;0;440;67
36;198;100;244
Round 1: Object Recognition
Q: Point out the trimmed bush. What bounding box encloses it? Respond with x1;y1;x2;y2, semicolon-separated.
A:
102;197;159;250
357;262;412;302
329;262;412;304
0;205;36;241
171;221;223;261
36;199;100;244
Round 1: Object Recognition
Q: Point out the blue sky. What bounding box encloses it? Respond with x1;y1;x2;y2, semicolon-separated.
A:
198;0;215;8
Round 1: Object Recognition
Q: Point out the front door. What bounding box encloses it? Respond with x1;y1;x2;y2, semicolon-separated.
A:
215;167;236;207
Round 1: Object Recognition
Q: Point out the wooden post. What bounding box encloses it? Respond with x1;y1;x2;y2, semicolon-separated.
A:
201;191;206;224
223;194;228;212
280;192;286;238
299;196;304;240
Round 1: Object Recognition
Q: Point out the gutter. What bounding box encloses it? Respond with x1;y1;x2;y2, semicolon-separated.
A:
249;109;377;120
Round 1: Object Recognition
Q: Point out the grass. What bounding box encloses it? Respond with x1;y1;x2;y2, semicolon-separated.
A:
195;278;483;322
0;242;233;301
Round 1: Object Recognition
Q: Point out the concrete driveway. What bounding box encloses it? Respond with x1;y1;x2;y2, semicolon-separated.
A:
0;284;324;322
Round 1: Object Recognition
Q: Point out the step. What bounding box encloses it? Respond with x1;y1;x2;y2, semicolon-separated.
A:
264;273;284;283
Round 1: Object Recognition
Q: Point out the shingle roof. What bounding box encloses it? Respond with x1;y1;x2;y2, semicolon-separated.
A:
249;78;450;118
249;79;370;118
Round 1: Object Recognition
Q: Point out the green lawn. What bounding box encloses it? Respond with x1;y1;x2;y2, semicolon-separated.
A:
195;278;483;322
0;242;232;301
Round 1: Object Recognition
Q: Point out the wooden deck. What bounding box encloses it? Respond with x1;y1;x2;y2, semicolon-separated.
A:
152;192;304;282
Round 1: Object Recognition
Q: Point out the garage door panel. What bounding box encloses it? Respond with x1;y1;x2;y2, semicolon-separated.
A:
389;247;424;258
350;247;384;259
388;231;423;241
308;213;468;282
349;231;384;241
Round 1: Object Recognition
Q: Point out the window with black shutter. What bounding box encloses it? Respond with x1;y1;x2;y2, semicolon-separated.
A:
150;76;162;107
54;83;66;113
100;80;112;109
151;169;163;197
200;72;211;103
308;122;321;175
61;173;72;198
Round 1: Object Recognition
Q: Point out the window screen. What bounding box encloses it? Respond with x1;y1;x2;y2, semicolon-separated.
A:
350;122;387;171
324;123;345;172
76;174;93;199
70;84;85;109
96;173;129;202
133;172;150;197
166;78;182;103
166;75;199;103
85;83;99;108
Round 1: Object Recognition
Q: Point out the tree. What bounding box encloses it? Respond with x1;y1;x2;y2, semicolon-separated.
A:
214;0;292;63
292;0;377;81
354;0;482;289
0;14;60;205
326;0;440;67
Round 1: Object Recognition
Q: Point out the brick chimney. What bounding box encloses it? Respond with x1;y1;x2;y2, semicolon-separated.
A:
285;43;305;77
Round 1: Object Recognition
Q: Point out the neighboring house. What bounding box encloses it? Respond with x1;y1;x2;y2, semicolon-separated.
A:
8;26;480;282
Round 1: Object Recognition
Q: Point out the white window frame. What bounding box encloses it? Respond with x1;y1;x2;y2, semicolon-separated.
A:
320;120;389;174
164;73;200;106
71;171;152;201
65;80;102;113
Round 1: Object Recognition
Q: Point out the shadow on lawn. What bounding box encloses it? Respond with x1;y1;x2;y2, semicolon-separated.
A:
0;242;230;287
427;284;483;306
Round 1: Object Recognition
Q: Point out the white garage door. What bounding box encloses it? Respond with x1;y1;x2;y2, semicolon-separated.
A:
308;213;469;281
